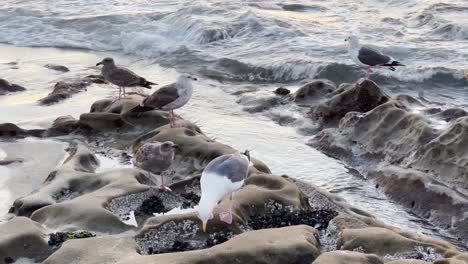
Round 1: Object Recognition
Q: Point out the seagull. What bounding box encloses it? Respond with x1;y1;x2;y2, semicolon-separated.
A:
96;57;157;99
129;74;197;128
197;150;250;232
345;35;405;82
133;141;179;192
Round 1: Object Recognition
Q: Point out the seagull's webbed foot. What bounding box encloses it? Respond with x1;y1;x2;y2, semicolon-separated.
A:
219;211;233;224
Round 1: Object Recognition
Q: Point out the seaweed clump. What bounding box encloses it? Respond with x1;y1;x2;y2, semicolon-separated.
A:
148;240;196;254
180;192;200;209
248;202;337;230
136;195;168;215
48;231;96;247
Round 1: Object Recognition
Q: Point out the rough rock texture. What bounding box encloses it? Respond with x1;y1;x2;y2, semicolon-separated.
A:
368;167;468;243
127;225;320;264
305;82;468;245
411;116;468;188
80;96;170;132
294;79;336;106
43;236;140;264
310;80;390;126
38;75;105;105
237;90;291;113
0;217;52;262
0;79;26;95
133;124;271;178
312;251;383;264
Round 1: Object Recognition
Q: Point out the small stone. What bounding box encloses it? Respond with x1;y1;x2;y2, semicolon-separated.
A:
44;64;70;72
274;87;290;95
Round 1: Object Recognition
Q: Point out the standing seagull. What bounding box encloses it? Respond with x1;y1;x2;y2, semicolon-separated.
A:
346;35;405;82
133;141;179;192
96;57;157;99
130;74;197;127
197;151;250;232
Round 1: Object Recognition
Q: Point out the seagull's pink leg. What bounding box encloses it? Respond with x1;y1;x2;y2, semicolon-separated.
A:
158;170;173;192
169;110;182;128
365;67;372;80
219;192;234;224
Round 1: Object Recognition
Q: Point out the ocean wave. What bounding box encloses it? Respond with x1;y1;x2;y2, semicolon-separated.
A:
0;5;300;53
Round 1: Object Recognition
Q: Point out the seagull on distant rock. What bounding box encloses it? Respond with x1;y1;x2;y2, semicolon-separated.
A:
133;141;179;192
346;35;405;83
129;74;197;128
197;150;250;232
96;57;157;99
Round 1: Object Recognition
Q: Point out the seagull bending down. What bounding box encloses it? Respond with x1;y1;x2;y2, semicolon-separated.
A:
197;151;250;232
346;35;405;83
96;57;157;99
133;141;179;192
128;74;197;128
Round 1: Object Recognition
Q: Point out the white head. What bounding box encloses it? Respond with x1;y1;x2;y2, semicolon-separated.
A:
197;193;217;232
96;57;115;67
345;35;359;47
177;74;198;85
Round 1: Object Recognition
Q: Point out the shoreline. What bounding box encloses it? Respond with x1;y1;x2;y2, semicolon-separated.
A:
0;43;467;259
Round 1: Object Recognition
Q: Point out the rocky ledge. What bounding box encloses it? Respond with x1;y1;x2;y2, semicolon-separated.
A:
0;95;467;264
235;79;468;246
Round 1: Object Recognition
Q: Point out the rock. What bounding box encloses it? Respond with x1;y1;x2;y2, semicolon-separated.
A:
338;227;451;257
126;225;320;264
343;101;437;163
39;80;88;105
431;108;468;122
0;158;23;165
312;250;383;264
38;75;105;105
133;125;271;177
10;143;147;233
43;236;140;264
46;115;80;137
44;64;70;73
411;116;468;188
84;74;107;84
368;167;468;243
237;91;289;113
0;79;26;95
386;260;431;264
434;253;468;264
80;96;170;132
274;87;291;95
310;80;389;126
294;79;336;106
0;217;53;262
0;123;45;138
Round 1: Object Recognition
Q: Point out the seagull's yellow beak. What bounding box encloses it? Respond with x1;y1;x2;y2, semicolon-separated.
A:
202;222;207;233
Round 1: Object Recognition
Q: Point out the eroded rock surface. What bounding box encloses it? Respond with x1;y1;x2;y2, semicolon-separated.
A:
0;79;26;95
1;96;467;263
38;75;105;105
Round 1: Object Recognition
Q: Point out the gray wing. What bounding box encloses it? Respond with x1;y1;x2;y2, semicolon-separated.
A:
205;154;249;183
106;67;142;87
143;83;179;109
358;46;391;66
